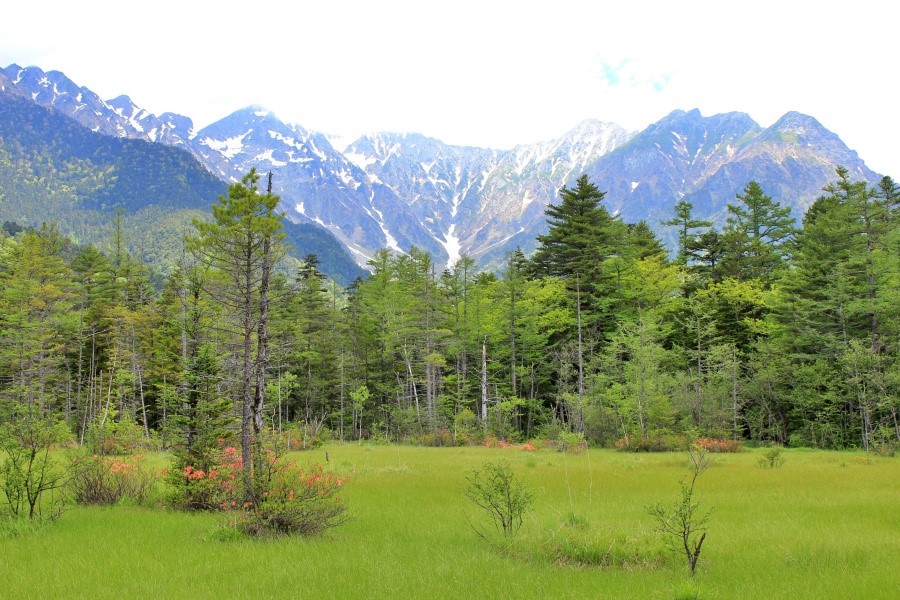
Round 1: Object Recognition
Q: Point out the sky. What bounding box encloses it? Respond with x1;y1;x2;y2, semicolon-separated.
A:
2;0;897;176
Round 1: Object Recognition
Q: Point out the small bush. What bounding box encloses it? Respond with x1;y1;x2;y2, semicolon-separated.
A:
418;429;454;447
553;431;587;454
0;408;70;520
482;435;513;449
648;445;712;576
694;438;742;453
68;453;155;506
615;433;689;453
238;463;349;537
871;427;897;457
84;418;151;455
166;445;243;511
758;446;785;468
282;424;333;451
465;459;533;539
170;442;350;537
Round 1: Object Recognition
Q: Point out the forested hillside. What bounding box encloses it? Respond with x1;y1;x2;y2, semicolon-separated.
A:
0;93;366;284
1;167;896;452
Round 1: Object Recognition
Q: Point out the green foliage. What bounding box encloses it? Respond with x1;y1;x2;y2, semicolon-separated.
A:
758;446;785;468
648;445;712;575
0;405;71;519
67;452;155;506
553;430;587;454
465;459;533;538
530;174;614;282
237;462;349;537
615;433;690;453
166;444;243;511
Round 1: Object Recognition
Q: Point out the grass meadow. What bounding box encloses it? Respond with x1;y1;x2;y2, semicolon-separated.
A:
1;445;897;599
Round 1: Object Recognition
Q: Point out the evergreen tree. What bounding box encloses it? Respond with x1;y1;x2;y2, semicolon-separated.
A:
664;200;711;265
720;181;797;285
187;168;285;486
529;174;614;283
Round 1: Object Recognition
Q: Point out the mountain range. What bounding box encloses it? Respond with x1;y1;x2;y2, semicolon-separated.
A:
0;63;882;273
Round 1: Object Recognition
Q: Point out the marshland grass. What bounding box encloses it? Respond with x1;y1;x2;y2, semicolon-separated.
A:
1;445;897;599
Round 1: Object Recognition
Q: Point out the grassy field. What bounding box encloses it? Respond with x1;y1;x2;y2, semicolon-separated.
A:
1;445;897;599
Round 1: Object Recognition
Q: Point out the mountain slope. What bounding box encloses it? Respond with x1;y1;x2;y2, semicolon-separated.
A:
192;107;445;263
0;90;366;283
2;63;884;272
580;109;879;248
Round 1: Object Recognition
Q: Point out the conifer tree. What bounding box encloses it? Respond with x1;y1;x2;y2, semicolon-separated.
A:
664;200;711;265
187;169;284;487
530;174;614;283
720;181;797;285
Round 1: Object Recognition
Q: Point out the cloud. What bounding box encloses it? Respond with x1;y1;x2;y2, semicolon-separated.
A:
598;58;672;94
600;61;623;86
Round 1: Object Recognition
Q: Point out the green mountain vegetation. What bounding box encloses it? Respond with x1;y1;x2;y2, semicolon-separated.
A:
1;166;896;454
0;93;366;284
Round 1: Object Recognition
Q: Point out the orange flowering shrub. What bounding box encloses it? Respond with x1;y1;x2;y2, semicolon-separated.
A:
694;438;742;453
482;436;512;449
240;461;349;537
68;453;155;505
167;445;242;510
169;441;349;537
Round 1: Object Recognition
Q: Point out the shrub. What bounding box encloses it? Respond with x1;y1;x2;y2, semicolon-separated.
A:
694;437;742;453
465;459;533;539
68;453;155;506
482;435;512;449
615;433;689;453
418;429;454;447
648;445;712;576
872;427;897;457
553;431;587;454
166;445;242;511
169;442;350;538
84;416;150;455
239;463;348;537
0;407;70;520
758;446;785;468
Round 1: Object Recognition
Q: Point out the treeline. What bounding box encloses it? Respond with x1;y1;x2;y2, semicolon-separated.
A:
1;168;897;451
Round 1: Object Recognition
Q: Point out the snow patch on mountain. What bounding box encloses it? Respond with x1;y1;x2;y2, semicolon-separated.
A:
337;168;360;189
366;204;402;254
268;130;305;150
345;150;376;170
203;130;251;158
254;149;287;167
441;224;461;268
521;190;533;213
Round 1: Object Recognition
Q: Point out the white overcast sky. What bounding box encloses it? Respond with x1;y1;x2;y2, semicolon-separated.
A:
2;0;897;176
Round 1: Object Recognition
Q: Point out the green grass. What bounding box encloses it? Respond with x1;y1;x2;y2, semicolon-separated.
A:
1;446;897;599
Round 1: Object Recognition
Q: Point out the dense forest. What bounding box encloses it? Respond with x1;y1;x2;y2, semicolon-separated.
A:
1;166;897;456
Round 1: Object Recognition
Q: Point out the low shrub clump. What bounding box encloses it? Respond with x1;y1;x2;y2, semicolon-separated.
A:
166;445;243;511
168;443;349;538
758;446;785;468
239;462;348;537
551;431;587;454
615;433;690;452
694;437;742;453
465;459;532;539
68;453;155;506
